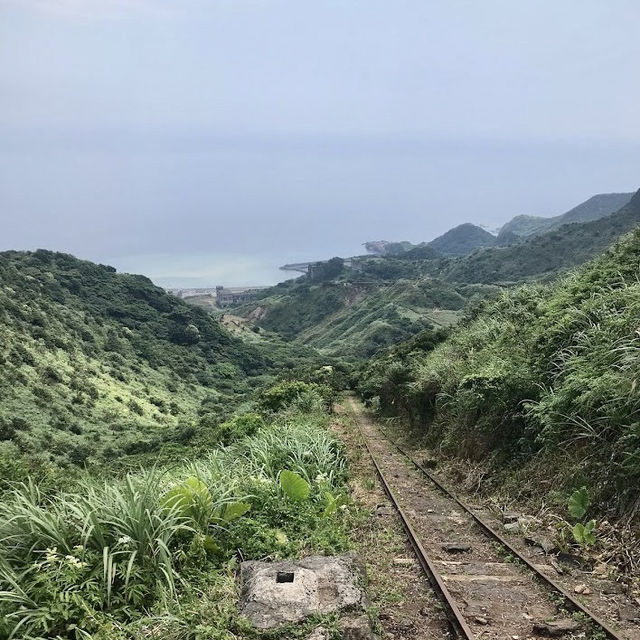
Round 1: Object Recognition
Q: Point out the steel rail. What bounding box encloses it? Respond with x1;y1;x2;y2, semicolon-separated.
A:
379;429;626;640
355;421;476;639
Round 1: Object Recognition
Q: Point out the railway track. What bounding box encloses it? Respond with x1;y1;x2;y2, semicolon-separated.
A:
346;397;628;640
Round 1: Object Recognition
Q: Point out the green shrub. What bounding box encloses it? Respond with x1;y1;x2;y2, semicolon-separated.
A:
259;380;333;413
213;412;265;445
357;230;640;515
0;410;348;638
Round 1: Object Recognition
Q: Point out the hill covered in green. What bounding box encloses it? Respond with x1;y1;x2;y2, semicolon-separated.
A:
446;187;640;283
234;188;639;359
499;192;633;238
425;222;497;256
364;223;497;259
357;229;640;517
0;253;357;639
294;279;497;357
237;272;497;358
0;250;273;478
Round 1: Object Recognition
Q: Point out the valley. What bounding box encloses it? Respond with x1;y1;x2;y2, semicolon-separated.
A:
3;4;639;638
1;189;639;639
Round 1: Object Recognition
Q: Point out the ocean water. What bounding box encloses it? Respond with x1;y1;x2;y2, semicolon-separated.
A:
104;251;310;289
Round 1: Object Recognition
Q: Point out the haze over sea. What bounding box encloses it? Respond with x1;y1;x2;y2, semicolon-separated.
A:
107;249;335;290
2;2;639;287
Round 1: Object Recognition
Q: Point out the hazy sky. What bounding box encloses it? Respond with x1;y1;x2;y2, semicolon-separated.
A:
1;1;639;286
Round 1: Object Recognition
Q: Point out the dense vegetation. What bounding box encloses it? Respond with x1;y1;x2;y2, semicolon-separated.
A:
499;192;633;238
0;250;274;478
236;190;640;361
238;275;497;358
2;188;638;638
425;223;497;256
0;249;358;639
446;189;640;283
358;229;640;518
295;279;498;357
0;389;353;639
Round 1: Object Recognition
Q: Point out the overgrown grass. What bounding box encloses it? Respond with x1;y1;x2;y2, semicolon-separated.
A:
0;401;350;639
358;230;640;519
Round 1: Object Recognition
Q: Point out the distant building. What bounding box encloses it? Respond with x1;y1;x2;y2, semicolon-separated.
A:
216;286;258;308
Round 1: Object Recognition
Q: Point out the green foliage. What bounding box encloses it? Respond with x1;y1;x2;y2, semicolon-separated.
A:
244;282;351;340
212;412;265;445
309;257;345;282
221;501;252;522
259;380;333;413
0;250;272;476
161;476;214;527
568;487;591;520
565;487;597;547
0;407;349;638
240;275;497;359
572;520;597;546
280;470;311;501
357;229;640;516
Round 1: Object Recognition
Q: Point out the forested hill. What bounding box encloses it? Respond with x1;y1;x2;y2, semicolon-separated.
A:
236;188;640;357
499;192;633;238
425;222;496;256
241;277;498;358
0;250;270;475
445;187;640;283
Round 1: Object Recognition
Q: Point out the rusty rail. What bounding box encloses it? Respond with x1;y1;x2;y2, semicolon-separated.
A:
351;400;626;640
387;437;625;640
357;421;476;639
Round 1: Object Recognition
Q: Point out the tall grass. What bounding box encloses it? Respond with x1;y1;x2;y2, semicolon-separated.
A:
358;230;640;516
0;406;346;639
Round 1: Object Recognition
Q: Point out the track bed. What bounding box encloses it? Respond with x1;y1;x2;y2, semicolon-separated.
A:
345;397;629;640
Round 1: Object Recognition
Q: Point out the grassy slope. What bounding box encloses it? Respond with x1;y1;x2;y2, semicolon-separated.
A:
238;273;498;358
0;250;271;476
237;186;640;357
357;229;640;517
242;280;351;341
0;400;353;639
296;279;498;357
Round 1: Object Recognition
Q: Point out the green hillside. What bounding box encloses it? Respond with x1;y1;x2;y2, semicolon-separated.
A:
0;383;351;638
357;229;640;516
364;224;497;259
499;192;633;238
0;252;357;639
234;189;640;359
445;188;640;283
295;279;498;357
426;222;497;256
0;250;271;477
238;271;497;357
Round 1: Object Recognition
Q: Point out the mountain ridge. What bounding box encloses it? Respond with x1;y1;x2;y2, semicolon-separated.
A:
499;192;633;237
424;222;497;257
